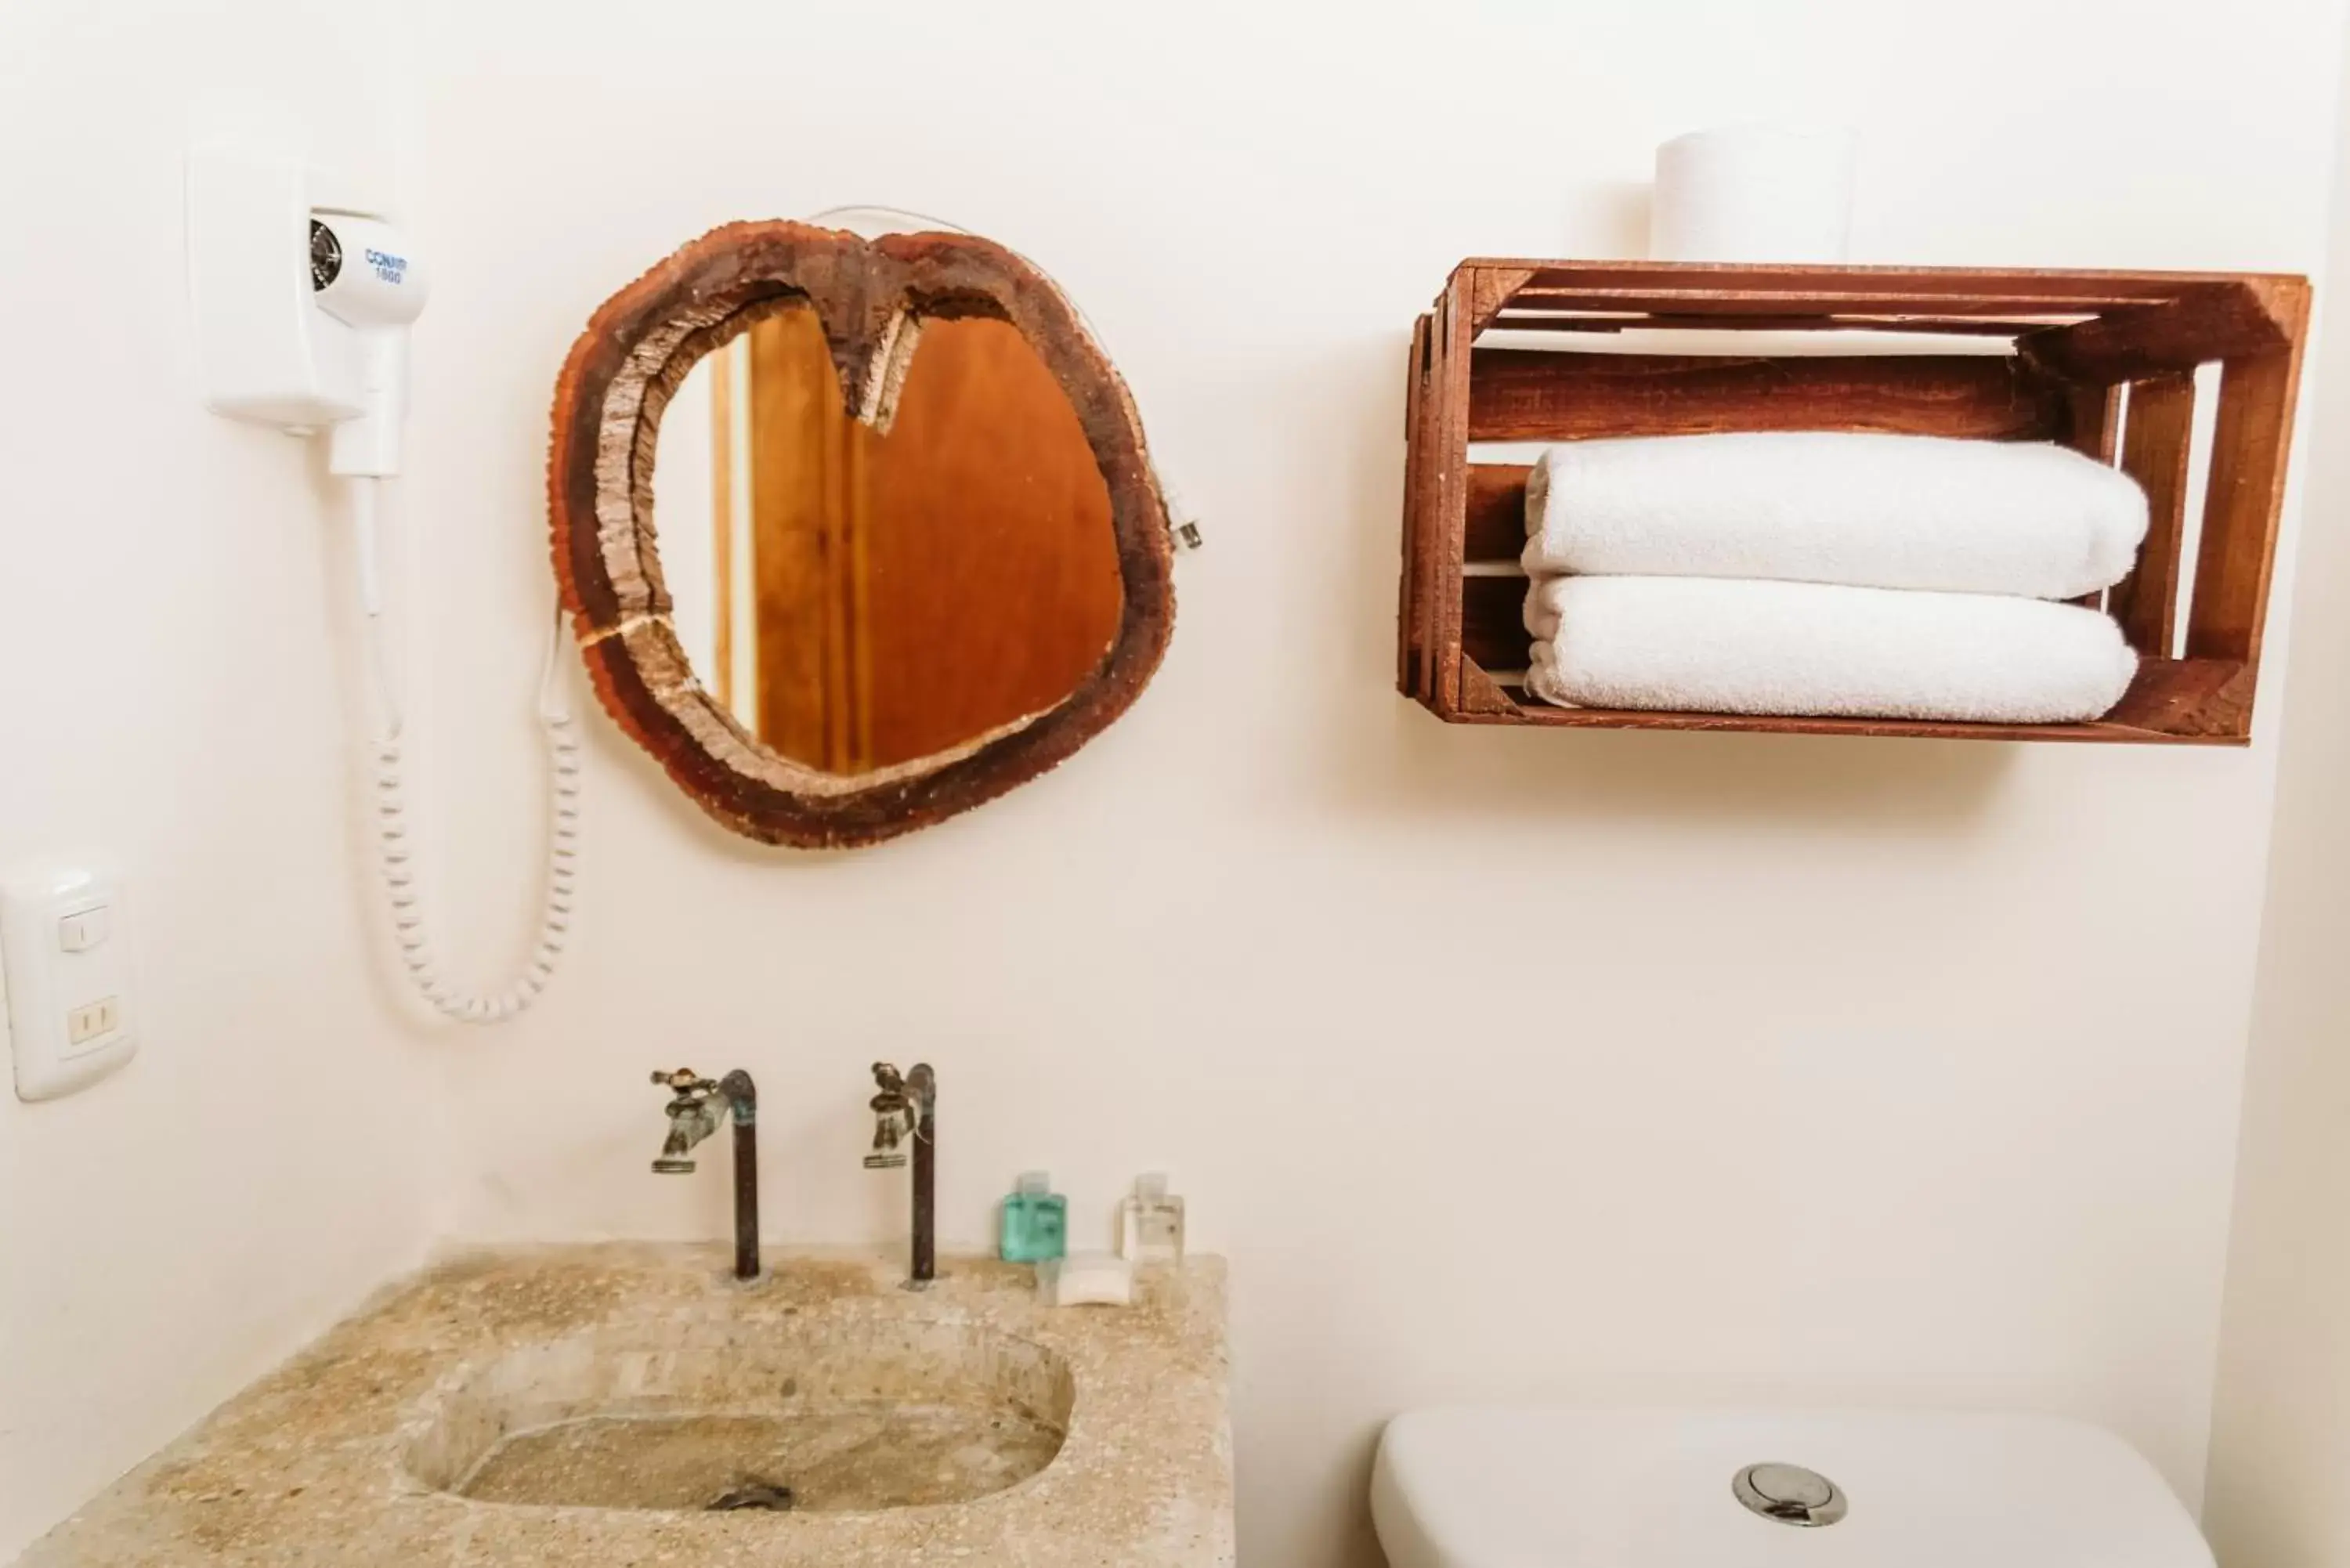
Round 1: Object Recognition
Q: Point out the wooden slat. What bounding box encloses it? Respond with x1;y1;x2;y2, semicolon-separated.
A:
1398;315;1430;694
1457;657;1521;716
2108;373;2196;654
1489;313;2084;335
1461;656;2251;746
2065;382;2122;464
1467;351;2067;443
1479;258;2240;302
2189;346;2305;663
1466;464;1531;559
1498;290;2168;318
1431;272;1476;710
1409;312;1446;702
1470;266;1539;334
2021;281;2299;381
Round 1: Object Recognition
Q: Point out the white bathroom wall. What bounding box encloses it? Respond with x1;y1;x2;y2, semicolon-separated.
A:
389;5;2348;1564
2202;19;2350;1566
0;2;445;1559
5;2;2346;1565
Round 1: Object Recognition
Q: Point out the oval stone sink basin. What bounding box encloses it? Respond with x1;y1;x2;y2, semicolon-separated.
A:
405;1314;1074;1512
16;1248;1234;1567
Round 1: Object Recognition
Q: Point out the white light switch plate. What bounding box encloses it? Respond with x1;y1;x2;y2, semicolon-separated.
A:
4;865;138;1101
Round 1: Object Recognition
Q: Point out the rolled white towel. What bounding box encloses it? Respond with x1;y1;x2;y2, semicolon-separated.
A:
1524;576;2138;724
1522;432;2149;601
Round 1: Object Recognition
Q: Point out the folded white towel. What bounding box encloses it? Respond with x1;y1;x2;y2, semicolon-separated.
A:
1522;432;2149;601
1524;576;2138;724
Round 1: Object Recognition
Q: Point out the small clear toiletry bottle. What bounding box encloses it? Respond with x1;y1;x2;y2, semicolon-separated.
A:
1000;1171;1068;1263
1119;1172;1186;1263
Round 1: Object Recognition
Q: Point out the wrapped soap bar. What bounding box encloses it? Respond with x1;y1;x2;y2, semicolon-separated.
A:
1037;1252;1133;1308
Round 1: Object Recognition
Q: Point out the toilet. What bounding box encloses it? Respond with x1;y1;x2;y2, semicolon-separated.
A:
1372;1407;2214;1566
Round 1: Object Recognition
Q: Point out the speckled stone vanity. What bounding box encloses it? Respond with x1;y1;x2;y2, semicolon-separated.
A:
15;1245;1232;1567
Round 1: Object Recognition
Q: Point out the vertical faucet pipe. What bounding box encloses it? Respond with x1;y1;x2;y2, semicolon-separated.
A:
908;1064;936;1286
720;1070;759;1282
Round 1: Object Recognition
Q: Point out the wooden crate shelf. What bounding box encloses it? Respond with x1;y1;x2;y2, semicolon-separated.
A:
1398;259;2312;743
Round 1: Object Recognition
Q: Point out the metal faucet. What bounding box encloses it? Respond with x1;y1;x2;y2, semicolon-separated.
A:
866;1063;936;1288
650;1068;760;1282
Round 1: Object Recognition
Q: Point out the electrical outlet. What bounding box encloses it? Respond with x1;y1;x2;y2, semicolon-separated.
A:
5;867;137;1100
65;997;120;1047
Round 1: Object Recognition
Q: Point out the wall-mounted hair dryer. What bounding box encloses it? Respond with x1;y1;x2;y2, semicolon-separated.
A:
188;155;416;438
308;212;429;479
187;148;580;1025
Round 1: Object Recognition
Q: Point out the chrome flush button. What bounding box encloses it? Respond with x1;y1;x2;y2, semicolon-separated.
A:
1734;1462;1849;1527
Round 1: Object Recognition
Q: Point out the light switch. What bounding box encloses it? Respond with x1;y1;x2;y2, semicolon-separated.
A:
5;867;138;1101
58;906;110;952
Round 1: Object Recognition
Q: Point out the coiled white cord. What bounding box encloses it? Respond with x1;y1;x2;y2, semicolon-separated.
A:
350;475;581;1024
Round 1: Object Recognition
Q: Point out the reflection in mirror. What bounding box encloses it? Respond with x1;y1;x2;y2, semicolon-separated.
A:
655;309;1123;775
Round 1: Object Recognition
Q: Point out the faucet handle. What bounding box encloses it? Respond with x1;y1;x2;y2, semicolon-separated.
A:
866;1068;912;1169
865;1104;909;1168
653;1068;714;1096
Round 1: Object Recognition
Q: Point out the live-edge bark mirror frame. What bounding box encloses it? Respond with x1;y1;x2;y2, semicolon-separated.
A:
548;222;1177;848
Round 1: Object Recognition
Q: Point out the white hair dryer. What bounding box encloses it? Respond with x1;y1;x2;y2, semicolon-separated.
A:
309;211;429;479
187;149;580;1026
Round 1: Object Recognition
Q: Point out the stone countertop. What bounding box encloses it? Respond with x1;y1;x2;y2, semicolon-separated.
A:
14;1245;1233;1568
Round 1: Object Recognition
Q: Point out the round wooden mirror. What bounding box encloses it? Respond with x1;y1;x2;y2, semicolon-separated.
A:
548;222;1177;847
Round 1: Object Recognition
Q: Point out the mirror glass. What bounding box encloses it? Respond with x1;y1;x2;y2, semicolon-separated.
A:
653;307;1124;775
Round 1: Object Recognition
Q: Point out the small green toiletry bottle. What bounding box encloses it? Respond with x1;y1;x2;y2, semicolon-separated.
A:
1000;1171;1068;1263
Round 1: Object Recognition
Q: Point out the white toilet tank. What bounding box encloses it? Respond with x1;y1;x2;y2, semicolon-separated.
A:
1371;1407;2214;1568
